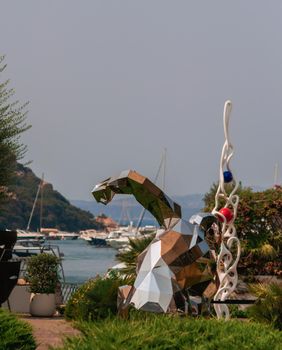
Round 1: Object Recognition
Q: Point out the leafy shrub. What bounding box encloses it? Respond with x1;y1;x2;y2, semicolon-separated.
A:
65;276;127;321
229;305;248;318
55;314;282;350
0;309;36;350
247;282;282;330
26;253;60;293
204;184;282;276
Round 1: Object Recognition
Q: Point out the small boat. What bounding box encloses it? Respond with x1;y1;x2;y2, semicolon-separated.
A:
88;237;108;247
79;230;97;241
13;240;44;257
45;232;79;240
106;230;134;249
88;231;109;247
60;233;79;240
13;240;64;258
16;230;45;242
107;235;130;249
80;230;109;247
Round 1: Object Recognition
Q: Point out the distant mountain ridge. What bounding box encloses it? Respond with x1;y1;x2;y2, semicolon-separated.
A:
0;163;267;231
71;194;205;226
0;164;103;232
71;183;268;226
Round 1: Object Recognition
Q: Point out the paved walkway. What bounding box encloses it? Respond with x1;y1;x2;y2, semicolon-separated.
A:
21;315;80;350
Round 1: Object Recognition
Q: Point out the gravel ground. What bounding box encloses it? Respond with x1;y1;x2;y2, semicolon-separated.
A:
20;315;80;350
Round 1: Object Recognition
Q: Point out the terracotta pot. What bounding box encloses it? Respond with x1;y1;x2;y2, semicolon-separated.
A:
30;293;56;317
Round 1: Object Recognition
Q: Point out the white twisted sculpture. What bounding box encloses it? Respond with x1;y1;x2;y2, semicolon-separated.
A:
212;100;241;319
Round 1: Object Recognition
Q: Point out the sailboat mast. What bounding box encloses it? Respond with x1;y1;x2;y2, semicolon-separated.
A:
274;163;279;186
39;173;44;231
118;199;131;226
26;177;42;231
136;149;167;230
162;148;167;192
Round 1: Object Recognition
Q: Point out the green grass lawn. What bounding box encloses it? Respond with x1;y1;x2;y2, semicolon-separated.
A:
55;314;282;350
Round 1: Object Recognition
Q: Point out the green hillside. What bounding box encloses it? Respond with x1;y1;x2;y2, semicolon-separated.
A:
0;163;103;232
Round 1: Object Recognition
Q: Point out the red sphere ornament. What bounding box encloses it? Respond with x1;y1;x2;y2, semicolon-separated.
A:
218;207;233;223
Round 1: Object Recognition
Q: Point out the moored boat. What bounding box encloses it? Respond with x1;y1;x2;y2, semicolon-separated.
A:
16;230;45;242
45;232;79;240
106;228;140;249
13;239;64;258
88;237;108;247
80;230;109;247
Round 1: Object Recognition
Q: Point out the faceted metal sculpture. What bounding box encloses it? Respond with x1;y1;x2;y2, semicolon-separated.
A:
93;170;219;313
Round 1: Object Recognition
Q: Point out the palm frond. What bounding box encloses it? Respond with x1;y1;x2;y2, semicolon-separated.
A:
116;235;154;278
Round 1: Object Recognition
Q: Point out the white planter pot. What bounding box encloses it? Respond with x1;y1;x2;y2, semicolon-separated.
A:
30;293;56;317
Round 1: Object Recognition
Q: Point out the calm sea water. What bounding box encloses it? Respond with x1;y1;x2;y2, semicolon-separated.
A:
54;240;118;284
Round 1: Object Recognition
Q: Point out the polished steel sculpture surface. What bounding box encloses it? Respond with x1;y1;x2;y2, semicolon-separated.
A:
92;100;240;317
93;170;219;313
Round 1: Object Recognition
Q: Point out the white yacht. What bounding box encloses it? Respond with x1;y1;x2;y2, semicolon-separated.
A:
106;231;130;249
45;232;79;240
80;230;109;246
13;239;64;258
106;224;140;249
16;230;45;241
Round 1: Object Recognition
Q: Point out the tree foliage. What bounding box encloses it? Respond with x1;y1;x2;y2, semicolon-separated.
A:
0;55;30;201
0;163;104;232
203;183;282;275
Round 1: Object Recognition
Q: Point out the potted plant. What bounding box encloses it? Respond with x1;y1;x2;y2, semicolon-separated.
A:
26;253;60;316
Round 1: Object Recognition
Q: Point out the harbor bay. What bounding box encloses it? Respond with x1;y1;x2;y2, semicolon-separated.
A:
57;240;118;284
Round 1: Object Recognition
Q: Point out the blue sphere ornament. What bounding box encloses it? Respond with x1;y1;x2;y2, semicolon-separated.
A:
223;171;233;183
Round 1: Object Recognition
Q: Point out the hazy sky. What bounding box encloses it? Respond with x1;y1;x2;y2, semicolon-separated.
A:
1;1;282;200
